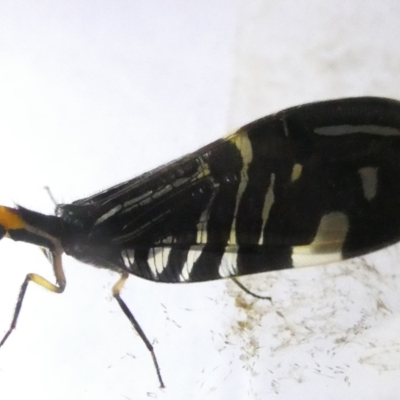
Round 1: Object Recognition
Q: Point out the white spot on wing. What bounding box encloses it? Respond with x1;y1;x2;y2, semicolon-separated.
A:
123;190;152;208
218;249;238;278
122;249;135;269
292;212;349;267
358;167;378;201
291;163;303;182
258;174;275;245
181;246;202;281
95;204;122;225
148;247;171;278
314;125;400;136
228;131;253;245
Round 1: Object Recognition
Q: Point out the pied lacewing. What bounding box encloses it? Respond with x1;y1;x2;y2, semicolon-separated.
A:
1;96;400;387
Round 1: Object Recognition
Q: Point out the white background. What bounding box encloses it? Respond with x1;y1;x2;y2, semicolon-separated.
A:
0;1;400;399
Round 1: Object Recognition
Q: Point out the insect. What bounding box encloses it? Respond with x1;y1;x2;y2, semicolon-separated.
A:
1;96;400;387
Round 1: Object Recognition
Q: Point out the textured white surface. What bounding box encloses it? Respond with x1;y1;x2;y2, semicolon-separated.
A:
0;1;400;399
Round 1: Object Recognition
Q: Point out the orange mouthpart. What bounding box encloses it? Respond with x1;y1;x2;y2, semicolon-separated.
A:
0;206;26;231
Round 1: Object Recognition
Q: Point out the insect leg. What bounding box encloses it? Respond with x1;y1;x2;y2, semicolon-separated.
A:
231;277;272;300
112;272;165;388
0;249;66;347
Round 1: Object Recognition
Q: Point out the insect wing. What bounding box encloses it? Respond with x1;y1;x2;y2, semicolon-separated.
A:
58;97;400;282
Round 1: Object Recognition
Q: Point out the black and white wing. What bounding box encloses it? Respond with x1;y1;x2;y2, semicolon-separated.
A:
58;97;400;283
